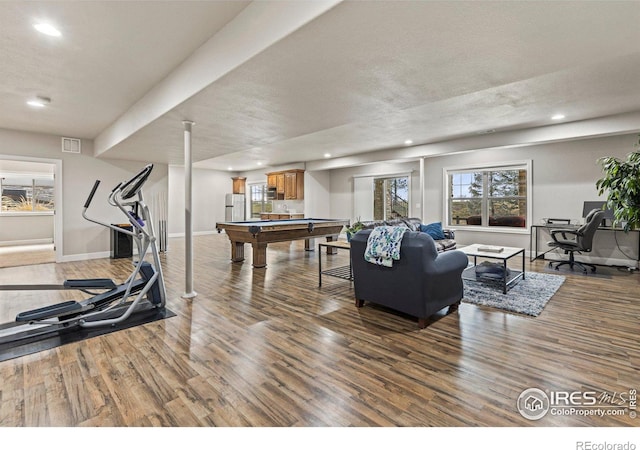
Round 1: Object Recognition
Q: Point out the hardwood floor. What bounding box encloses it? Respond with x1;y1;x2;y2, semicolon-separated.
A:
0;244;55;268
0;233;638;426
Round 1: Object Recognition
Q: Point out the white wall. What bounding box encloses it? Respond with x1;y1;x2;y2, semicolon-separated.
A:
0;128;168;260
168;163;323;234
5;126;636;266
168;165;230;235
0;214;53;246
329;161;421;223
422;133;640;265
324;134;639;266
168;163;336;227
304;170;331;218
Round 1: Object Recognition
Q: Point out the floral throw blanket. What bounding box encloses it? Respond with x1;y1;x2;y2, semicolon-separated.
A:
364;226;408;267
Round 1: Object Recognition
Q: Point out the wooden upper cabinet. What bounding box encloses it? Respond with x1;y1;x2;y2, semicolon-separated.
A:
231;177;246;194
267;174;278;188
276;173;285;194
266;169;304;200
284;170;304;200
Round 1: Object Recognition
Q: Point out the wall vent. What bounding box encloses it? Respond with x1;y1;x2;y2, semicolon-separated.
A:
61;137;81;154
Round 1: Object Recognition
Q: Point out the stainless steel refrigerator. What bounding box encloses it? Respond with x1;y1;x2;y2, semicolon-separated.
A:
225;193;245;222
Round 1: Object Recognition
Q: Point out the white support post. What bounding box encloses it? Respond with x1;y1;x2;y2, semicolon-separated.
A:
419;157;425;222
182;120;197;299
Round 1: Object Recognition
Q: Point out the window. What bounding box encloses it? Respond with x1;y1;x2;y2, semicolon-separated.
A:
446;162;529;229
374;176;409;220
354;173;411;221
1;175;54;212
249;183;272;218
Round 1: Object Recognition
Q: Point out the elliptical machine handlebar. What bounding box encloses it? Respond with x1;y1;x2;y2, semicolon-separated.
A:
82;179;142;238
111;181;123;194
84;180;101;209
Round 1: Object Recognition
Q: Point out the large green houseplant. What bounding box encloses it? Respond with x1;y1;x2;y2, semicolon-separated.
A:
595;145;640;232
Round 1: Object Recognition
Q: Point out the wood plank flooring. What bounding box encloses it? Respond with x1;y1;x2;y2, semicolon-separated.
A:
0;244;55;268
0;233;638;426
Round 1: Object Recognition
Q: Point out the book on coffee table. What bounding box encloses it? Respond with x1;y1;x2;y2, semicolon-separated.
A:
477;245;504;253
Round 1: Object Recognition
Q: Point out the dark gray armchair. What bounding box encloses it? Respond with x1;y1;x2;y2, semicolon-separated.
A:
547;208;605;273
350;229;469;328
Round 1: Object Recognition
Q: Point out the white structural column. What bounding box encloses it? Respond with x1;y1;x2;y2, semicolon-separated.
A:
419;157;425;222
182;120;197;299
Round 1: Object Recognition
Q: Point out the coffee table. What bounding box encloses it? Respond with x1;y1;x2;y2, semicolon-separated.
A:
458;244;525;294
318;241;352;286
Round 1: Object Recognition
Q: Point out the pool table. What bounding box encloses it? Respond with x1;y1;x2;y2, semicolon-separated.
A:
215;218;350;268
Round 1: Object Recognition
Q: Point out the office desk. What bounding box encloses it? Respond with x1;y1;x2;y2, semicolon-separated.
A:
530;224;640;266
215;218;349;268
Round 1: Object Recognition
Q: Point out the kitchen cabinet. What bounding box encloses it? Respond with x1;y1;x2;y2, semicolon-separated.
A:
260;213;304;220
284;171;304;200
231;177;246;194
265;169;304;200
267;174;277;189
276;173;285;194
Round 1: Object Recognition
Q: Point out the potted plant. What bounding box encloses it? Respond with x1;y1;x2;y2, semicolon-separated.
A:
345;218;364;242
595;142;640;232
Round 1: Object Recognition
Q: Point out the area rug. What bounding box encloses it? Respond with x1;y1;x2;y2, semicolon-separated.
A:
462;271;565;316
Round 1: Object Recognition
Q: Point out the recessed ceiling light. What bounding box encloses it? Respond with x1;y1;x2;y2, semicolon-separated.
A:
34;23;61;37
256;162;263;166
404;139;413;145
551;114;566;120
27;100;46;108
27;96;51;108
227;167;233;171
324;153;331;158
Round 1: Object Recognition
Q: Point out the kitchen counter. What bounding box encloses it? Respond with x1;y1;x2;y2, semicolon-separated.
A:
260;213;304;220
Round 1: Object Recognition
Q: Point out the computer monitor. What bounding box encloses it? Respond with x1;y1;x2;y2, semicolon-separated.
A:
582;201;615;226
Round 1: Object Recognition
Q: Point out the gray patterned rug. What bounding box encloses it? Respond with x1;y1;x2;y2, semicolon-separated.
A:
462;271;566;316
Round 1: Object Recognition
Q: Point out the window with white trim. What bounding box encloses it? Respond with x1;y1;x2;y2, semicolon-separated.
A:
354;173;411;221
249;183;272;218
1;175;54;213
374;176;409;220
446;162;530;229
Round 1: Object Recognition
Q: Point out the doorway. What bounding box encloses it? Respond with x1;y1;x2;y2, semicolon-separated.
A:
0;155;62;267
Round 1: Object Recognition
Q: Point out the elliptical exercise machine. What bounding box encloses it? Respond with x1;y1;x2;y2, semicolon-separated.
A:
0;163;166;343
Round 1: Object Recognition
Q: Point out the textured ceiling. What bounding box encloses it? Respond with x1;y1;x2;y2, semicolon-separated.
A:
2;1;640;171
0;1;249;138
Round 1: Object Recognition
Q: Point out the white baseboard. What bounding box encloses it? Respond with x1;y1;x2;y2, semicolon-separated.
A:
60;250;111;263
60;250;149;262
0;238;53;247
168;230;217;238
59;247;158;263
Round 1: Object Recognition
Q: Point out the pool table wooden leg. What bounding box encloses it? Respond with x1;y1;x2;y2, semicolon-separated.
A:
325;235;338;254
252;243;268;268
230;241;245;262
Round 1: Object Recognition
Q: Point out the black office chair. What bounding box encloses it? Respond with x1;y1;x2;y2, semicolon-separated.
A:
547;209;605;273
